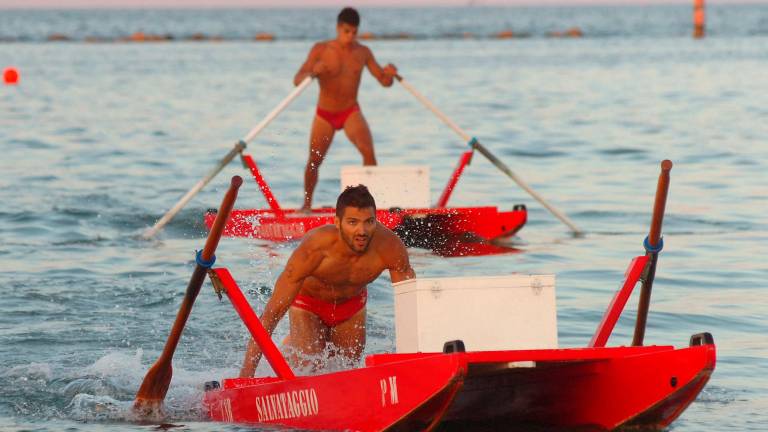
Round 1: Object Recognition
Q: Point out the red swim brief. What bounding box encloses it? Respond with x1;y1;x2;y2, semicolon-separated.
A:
316;103;360;130
291;288;367;327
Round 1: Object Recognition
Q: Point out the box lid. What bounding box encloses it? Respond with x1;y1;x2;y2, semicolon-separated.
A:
393;275;555;296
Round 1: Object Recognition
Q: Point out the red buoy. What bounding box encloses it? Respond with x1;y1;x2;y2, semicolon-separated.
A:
3;67;19;85
693;0;705;38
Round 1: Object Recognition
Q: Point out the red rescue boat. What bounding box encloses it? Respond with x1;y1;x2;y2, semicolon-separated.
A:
202;257;715;431
204;151;527;255
200;160;715;431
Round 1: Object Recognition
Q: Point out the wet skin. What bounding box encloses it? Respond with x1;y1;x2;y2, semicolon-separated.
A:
294;23;398;210
241;206;415;377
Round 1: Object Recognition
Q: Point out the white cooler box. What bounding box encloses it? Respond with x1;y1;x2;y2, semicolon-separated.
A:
340;165;430;209
393;274;558;353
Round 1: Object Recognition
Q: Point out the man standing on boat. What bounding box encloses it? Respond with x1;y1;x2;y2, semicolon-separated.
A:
241;185;415;377
294;7;398;212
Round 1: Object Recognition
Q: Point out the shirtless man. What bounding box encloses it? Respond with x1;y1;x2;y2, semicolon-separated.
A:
294;7;398;211
241;185;414;377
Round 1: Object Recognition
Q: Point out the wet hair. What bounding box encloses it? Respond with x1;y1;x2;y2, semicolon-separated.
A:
336;185;376;218
337;7;360;27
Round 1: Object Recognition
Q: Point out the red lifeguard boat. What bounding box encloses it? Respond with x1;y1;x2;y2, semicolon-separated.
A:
204;151;527;256
200;161;716;431
201;256;714;431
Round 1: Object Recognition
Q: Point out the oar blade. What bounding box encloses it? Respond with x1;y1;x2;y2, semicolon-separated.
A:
134;362;173;417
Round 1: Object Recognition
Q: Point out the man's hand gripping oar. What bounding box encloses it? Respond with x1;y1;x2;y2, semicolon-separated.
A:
133;175;243;418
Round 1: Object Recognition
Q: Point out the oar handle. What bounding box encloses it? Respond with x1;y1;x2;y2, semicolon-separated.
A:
201;175;243;261
647;160;673;248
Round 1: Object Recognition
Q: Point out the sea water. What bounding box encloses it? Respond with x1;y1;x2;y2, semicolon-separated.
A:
1;5;766;431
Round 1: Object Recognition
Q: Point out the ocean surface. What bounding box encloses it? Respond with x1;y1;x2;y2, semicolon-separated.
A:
1;5;767;432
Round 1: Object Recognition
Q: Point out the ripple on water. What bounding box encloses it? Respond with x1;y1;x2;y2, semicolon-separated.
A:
7;138;57;149
598;147;648;156
55;127;87;135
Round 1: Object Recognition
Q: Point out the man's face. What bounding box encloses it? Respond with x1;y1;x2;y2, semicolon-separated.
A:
336;23;358;45
336;206;376;254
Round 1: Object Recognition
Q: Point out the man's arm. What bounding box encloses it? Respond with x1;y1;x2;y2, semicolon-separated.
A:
385;235;415;283
294;42;325;85
240;239;323;377
364;47;397;88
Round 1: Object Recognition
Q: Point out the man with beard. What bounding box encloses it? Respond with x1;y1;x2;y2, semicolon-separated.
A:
241;185;414;377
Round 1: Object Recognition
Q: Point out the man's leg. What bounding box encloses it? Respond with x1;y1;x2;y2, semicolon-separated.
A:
328;307;366;363
286;307;329;370
343;111;376;166
302;116;335;211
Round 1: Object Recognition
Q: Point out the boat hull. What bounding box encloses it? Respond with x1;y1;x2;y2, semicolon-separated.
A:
203;339;715;431
204;205;526;249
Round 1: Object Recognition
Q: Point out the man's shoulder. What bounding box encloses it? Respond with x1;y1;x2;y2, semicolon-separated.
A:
373;223;406;251
354;42;373;55
371;225;410;270
311;41;331;52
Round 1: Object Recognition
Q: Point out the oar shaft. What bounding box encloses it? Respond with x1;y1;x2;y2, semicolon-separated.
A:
243;76;313;143
632;160;673;346
158;265;207;360
142;77;313;239
397;75;582;235
472;141;582;234
648;160;673;247
396;75;471;142
142;142;245;239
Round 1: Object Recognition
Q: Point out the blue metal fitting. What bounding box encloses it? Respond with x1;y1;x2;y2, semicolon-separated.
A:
643;236;664;254
196;249;216;268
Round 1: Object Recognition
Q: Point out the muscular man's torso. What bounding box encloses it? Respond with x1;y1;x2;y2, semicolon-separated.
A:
298;224;392;302
316;40;369;111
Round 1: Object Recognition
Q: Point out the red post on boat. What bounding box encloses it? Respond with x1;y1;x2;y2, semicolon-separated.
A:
632;160;672;346
436;150;473;208
693;0;705;39
210;267;295;380
241;154;285;219
589;255;648;348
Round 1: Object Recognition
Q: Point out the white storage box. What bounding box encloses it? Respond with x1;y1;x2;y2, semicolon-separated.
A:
340;165;430;209
393;274;557;353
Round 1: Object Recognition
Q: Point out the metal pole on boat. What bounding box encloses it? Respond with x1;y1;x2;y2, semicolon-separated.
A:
141;76;314;239
632;160;673;346
134;176;242;417
395;75;583;236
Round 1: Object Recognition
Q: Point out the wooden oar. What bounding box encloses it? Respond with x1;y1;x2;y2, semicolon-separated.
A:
134;175;243;417
632;160;673;346
141;76;313;239
395;74;583;236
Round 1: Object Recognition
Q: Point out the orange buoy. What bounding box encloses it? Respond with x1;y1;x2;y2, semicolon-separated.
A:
254;32;275;41
693;0;705;38
3;67;19;85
